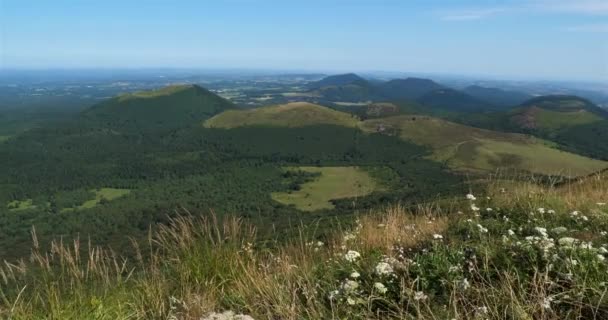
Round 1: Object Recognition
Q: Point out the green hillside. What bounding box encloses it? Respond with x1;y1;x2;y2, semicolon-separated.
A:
204;102;359;128
83;84;235;130
511;106;603;131
417;89;493;112
308;73;367;88
376;78;444;100
360;115;608;176
463;85;531;107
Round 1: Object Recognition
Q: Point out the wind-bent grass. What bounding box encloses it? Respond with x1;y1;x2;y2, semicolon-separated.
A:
1;175;608;319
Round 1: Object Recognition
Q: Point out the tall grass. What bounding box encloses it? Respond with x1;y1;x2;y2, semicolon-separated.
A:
1;176;607;319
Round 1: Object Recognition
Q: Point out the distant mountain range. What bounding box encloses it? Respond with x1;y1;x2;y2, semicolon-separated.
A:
307;73;533;112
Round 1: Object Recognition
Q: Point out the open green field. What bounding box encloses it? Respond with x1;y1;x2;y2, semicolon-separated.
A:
204;102;359;129
62;188;131;212
7;199;36;212
534;108;603;130
361;115;608;176
271;166;378;211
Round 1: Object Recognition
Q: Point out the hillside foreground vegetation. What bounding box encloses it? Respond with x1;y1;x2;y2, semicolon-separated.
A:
1;172;608;319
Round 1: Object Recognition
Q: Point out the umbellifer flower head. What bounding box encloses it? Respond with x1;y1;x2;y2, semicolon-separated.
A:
344;250;361;262
374;282;388;294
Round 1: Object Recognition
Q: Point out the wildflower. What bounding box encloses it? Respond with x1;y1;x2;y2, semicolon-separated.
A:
341;280;359;292
599;247;608;254
567;258;578;266
375;262;394;275
535;227;548;238
581;215;589;221
543;297;553;310
508;229;515;236
343;234;356;242
601;231;607;236
346;297;356;305
460;278;471;290
316;241;324;247
471;204;480;212
570;211;580;217
558;237;578;247
476;306;488;315
597;255;606;262
433;234;443;240
538;208;546;214
547;209;556;214
328;290;339;300
344;250;361;262
598;202;607;206
477;224;488;233
350;271;360;279
486;207;493;212
466;194;476;201
414;291;428;301
374;282;388;294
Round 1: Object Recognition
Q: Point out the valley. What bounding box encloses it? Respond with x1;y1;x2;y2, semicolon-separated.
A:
1;73;607;268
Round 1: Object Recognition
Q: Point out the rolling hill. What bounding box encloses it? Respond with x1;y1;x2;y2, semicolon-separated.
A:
83;84;235;129
203;102;359;128
307;73;367;89
360;115;608;176
376;78;445;101
463;85;532;107
417;88;493;112
206;98;607;177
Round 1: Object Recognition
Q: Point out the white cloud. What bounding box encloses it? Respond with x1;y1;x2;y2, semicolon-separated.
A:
566;23;608;33
535;0;608;15
439;0;608;22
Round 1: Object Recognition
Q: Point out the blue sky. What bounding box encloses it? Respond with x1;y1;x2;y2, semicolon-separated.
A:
0;0;606;81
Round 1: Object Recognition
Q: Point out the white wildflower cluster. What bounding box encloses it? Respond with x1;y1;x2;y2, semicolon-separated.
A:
413;291;428;301
306;241;324;252
375;261;394;276
569;210;589;222
241;242;254;255
515;226;555;255
374;282;388;294
344;250;361;263
477;224;488;234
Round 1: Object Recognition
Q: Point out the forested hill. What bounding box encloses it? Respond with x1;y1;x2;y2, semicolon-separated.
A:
82;84;236;130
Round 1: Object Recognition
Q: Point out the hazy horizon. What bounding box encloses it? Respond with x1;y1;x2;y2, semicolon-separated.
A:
1;0;607;82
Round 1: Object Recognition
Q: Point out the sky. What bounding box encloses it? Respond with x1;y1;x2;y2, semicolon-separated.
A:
0;0;607;81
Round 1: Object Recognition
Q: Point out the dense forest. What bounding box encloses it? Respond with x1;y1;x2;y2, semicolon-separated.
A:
0;114;464;259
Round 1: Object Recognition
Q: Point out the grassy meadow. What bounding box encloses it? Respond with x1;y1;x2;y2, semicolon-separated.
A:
271;166;379;211
361;115;608;176
1;173;608;319
204;102;359;129
6;199;36;212
61;188;131;212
